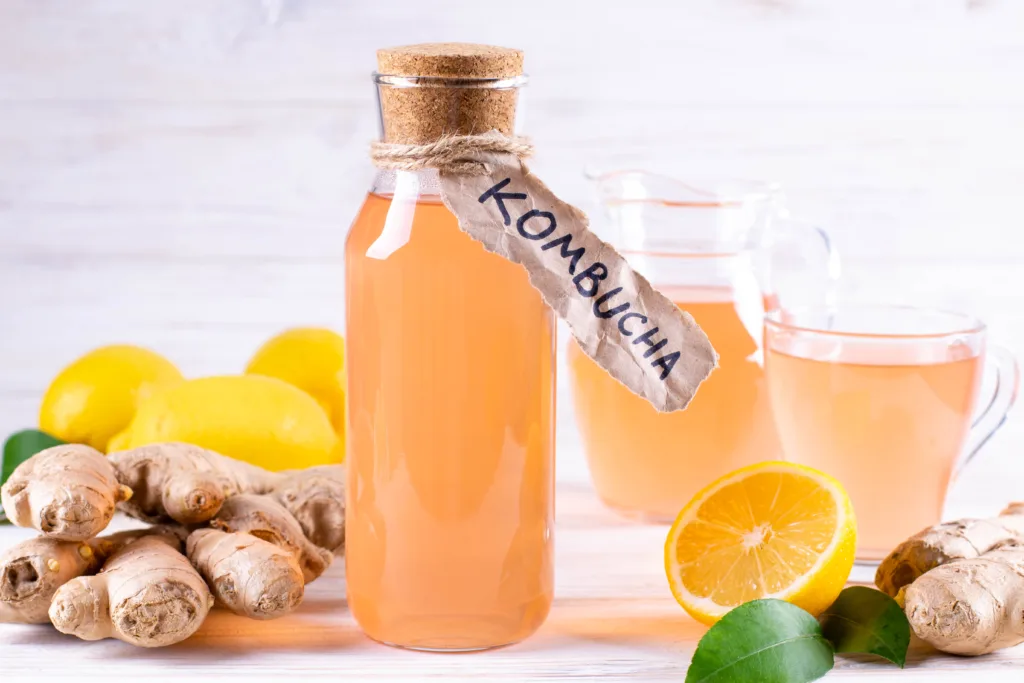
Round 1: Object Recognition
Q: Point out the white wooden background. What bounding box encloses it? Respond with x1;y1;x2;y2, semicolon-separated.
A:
1;2;1023;678
3;0;1023;508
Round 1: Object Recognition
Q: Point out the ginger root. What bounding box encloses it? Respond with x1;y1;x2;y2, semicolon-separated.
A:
49;533;212;647
0;441;345;646
1;444;132;540
210;494;331;582
187;528;304;620
0;526;185;625
903;543;1024;655
875;505;1024;597
109;442;277;525
110;443;345;553
0;537;102;624
876;505;1024;656
272;465;346;553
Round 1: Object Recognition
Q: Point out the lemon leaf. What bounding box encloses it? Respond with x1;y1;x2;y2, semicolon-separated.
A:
0;429;65;523
686;599;834;683
819;586;910;667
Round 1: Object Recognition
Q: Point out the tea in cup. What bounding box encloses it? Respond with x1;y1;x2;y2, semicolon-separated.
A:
764;305;1018;560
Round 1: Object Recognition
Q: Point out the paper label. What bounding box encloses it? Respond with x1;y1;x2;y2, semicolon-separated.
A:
440;150;718;413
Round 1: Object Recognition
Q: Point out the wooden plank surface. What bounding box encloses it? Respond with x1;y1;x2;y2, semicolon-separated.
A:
1;483;1023;682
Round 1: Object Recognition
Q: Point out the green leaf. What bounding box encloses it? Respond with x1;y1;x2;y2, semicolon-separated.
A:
686;599;834;683
2;429;64;484
819;586;910;667
0;429;65;523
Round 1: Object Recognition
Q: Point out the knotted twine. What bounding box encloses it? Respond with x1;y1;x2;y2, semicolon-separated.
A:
370;133;534;176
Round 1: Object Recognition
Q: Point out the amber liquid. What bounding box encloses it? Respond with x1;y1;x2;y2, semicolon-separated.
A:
568;285;782;521
766;348;983;560
345;191;555;651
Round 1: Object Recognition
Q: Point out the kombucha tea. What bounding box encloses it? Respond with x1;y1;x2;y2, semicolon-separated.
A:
568;285;781;521
345;192;555;650
766;348;983;560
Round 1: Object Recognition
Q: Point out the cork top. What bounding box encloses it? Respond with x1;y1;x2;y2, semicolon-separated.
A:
377;43;523;79
374;43;525;145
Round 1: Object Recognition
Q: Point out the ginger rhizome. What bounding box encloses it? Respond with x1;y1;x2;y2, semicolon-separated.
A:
876;504;1024;656
49;533;212;648
210;494;332;582
109;442;277;525
1;444;132;540
0;537;103;624
876;506;1024;597
108;443;346;555
902;543;1024;655
0;441;345;647
271;465;346;553
187;529;304;620
0;527;185;626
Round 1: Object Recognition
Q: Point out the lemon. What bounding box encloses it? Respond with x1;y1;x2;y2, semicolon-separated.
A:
115;375;339;471
39;345;184;452
245;328;347;435
106;428;133;454
665;461;856;625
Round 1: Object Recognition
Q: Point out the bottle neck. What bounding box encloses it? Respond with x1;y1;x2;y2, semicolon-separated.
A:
370;77;526;198
369;168;443;201
374;75;526;145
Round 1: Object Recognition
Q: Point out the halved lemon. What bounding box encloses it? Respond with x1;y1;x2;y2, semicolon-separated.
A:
665;461;856;625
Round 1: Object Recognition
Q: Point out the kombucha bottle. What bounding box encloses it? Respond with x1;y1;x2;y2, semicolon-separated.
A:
344;44;556;651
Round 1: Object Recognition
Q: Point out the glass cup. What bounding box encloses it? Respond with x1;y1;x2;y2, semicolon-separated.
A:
764;305;1019;561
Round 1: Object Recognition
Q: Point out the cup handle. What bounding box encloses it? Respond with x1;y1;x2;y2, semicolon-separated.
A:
955;345;1020;477
759;216;842;310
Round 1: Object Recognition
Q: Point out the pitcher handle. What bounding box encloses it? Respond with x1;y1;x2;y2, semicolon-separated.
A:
760;216;842;310
956;345;1020;477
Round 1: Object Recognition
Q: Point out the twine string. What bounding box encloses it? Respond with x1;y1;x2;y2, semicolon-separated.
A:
370;134;534;176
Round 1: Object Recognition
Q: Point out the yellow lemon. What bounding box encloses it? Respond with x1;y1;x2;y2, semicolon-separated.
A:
107;428;133;454
245;326;346;434
665;461;856;625
39;345;184;452
116;375;339;471
245;327;346;432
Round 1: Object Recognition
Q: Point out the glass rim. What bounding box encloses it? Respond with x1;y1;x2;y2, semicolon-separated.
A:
764;304;987;340
584;169;781;204
618;249;747;259
372;73;529;89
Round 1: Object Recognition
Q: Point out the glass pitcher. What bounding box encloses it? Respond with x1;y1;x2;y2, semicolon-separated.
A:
568;170;837;522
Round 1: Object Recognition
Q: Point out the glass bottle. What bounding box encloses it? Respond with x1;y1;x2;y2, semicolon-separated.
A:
568;171;836;522
344;44;555;652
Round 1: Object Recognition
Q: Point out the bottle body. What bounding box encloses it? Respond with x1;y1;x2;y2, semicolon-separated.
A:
345;173;556;650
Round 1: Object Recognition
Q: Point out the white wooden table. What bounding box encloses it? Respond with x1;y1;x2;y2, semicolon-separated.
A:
1;482;1021;682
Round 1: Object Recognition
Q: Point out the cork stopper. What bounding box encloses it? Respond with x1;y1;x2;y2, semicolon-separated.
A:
375;43;524;145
